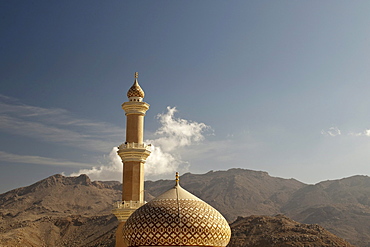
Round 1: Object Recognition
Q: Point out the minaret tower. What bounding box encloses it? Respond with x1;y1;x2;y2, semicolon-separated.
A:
113;72;151;247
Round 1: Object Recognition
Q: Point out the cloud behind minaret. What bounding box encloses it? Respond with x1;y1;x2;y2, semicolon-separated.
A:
69;107;210;181
145;107;210;178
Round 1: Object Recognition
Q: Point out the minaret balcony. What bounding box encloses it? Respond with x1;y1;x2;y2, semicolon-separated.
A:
117;142;151;163
113;200;146;209
121;101;150;115
118;142;151;150
112;200;146;222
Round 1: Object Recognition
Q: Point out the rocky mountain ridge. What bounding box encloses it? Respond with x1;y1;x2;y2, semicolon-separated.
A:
145;169;305;220
1;169;369;246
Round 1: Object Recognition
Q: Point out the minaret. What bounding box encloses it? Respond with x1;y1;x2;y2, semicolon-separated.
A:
112;72;151;247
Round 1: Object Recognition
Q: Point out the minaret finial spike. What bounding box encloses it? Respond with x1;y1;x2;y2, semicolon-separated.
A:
135;72;138;79
175;172;179;185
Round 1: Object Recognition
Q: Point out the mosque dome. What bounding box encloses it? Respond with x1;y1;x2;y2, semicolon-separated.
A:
122;175;231;247
127;75;145;99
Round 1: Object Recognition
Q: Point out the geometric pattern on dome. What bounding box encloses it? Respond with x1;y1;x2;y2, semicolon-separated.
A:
122;198;231;247
127;79;145;98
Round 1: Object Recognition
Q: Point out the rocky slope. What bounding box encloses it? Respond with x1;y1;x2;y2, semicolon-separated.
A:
0;174;121;219
228;215;354;247
0;214;117;247
1;169;370;246
0;174;120;247
282;175;370;247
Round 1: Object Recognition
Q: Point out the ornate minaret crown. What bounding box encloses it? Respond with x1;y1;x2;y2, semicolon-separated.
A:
113;72;151;247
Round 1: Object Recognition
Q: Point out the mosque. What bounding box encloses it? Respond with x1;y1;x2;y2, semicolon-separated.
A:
112;73;231;247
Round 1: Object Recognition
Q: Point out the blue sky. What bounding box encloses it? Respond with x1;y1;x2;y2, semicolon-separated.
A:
1;1;370;193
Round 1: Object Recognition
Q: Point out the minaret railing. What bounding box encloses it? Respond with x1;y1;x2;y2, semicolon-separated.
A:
113;200;146;209
118;142;151;150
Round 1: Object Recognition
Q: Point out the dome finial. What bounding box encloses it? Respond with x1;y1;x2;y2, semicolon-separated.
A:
175;172;179;185
134;72;138;79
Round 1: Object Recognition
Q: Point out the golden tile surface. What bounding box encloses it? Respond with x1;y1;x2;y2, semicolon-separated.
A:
122;184;231;247
127;79;145;98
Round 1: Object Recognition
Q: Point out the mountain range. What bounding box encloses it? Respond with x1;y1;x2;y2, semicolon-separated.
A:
1;168;369;246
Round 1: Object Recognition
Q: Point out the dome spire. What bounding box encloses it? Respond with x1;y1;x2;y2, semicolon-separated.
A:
175;172;179;186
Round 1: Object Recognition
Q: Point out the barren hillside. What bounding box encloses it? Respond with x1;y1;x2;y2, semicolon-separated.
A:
1;169;370;246
228;215;354;247
283;175;370;246
0;174;120;247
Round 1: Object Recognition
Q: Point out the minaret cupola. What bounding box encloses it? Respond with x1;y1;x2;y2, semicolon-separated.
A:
127;72;145;102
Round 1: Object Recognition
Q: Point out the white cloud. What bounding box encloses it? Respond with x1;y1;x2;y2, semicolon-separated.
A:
0;151;92;167
349;129;370;137
151;107;210;152
321;126;341;137
69;107;210;181
69;147;122;181
0;95;212;181
144;107;209;177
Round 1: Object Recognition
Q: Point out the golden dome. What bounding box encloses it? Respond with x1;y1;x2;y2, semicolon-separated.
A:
122;174;231;247
127;72;145;99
